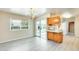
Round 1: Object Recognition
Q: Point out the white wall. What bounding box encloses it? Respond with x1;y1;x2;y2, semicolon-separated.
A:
61;21;68;35
61;17;75;35
75;16;79;37
0;12;34;43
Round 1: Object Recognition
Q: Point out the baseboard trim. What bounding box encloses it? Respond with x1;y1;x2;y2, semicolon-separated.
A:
0;35;34;44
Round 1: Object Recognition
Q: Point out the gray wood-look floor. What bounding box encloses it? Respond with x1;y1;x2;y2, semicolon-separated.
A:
0;36;79;51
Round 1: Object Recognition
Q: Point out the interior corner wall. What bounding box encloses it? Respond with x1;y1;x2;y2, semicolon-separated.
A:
0;12;34;43
75;17;79;37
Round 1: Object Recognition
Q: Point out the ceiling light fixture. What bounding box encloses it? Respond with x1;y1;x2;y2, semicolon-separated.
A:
62;12;73;18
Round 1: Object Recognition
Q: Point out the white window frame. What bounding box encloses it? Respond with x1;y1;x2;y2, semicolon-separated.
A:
10;18;28;31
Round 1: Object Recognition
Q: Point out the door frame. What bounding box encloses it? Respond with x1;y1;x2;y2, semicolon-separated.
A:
68;22;74;33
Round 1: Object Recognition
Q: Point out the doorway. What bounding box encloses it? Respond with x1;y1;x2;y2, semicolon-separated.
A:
35;20;41;37
68;22;74;34
35;18;47;39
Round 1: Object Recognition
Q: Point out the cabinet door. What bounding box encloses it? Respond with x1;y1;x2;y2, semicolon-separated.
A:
47;32;53;40
47;18;55;25
47;18;53;26
54;33;63;43
47;16;60;26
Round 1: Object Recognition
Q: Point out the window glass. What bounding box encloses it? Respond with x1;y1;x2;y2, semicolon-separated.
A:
21;20;28;29
10;18;28;31
10;20;21;30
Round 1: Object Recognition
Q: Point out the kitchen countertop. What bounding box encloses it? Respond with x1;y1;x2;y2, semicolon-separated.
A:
47;30;63;33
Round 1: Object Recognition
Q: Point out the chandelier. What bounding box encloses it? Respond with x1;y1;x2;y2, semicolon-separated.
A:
30;8;47;19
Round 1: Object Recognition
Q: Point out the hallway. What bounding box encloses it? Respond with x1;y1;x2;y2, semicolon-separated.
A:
0;36;79;51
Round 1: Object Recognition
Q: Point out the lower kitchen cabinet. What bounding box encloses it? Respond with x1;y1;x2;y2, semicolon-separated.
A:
47;32;63;43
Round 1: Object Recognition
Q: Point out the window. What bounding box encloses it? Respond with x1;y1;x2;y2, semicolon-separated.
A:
10;18;28;31
21;20;28;29
10;20;21;30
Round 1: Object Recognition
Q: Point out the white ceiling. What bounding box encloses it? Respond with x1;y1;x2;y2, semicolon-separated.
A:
0;8;79;17
0;8;47;16
48;8;79;16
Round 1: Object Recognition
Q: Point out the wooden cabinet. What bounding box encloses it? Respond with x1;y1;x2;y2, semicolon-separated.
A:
47;18;53;26
47;16;63;43
47;16;60;26
53;32;63;43
47;32;54;40
47;32;63;43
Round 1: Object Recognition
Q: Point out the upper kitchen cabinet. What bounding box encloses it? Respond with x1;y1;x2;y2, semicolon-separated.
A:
47;16;61;26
